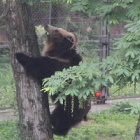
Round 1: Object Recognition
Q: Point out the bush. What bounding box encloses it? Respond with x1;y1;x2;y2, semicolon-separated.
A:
110;100;140;115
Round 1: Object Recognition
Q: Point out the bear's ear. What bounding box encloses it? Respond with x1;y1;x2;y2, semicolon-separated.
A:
65;36;74;43
44;24;58;33
73;33;79;44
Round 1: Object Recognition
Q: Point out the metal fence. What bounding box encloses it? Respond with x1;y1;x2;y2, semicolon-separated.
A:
0;1;139;99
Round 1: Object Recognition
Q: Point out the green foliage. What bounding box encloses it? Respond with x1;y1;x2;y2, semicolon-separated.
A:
110;101;140;115
43;61;114;104
71;0;100;16
101;47;140;89
71;0;140;24
0;121;20;140
105;15;140;88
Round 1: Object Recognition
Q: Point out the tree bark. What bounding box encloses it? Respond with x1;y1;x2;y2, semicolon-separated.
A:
134;116;140;140
5;0;53;140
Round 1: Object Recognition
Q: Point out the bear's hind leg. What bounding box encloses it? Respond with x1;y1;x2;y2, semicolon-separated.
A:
50;105;71;136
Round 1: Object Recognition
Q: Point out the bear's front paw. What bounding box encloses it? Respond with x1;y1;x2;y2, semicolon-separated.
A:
15;53;30;66
15;52;26;60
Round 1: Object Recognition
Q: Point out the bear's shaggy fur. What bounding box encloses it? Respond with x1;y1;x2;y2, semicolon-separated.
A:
15;25;91;136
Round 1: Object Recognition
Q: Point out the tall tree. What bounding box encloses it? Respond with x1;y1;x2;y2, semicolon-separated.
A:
4;0;53;139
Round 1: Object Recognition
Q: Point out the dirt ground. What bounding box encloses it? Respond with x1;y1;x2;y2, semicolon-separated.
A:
0;109;16;121
0;98;140;121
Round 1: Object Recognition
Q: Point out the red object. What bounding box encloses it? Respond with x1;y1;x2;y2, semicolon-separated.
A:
94;91;101;98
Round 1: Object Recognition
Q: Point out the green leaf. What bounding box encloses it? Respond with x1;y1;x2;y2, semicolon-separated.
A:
43;87;51;92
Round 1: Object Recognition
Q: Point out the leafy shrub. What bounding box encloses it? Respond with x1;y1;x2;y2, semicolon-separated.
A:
42;61;114;104
110;100;140;115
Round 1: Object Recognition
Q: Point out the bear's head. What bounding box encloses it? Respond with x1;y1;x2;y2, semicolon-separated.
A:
42;25;78;59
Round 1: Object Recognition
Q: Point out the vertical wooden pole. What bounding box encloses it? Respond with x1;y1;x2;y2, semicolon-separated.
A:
99;0;110;104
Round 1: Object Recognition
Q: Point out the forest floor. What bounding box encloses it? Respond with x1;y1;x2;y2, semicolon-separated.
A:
0;97;140;121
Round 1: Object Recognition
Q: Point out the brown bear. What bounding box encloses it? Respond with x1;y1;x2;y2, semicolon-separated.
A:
15;25;91;136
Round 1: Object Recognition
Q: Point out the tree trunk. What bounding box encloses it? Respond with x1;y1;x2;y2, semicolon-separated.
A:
134;116;140;140
5;0;53;139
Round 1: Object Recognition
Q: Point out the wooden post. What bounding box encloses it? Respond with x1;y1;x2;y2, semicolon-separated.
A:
99;0;110;104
